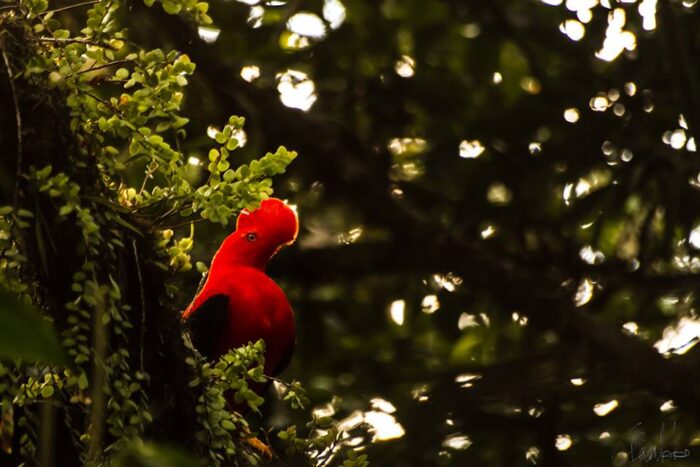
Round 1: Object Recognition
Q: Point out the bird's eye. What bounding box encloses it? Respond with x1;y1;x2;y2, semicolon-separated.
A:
246;233;257;242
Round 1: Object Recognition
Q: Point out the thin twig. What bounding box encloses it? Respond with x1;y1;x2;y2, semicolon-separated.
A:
40;0;100;15
39;37;112;48
162;217;206;230
74;58;135;76
132;240;147;373
41;35;141;52
264;375;293;389
84;90;121;114
152;200;181;224
0;36;23;208
91;78;127;84
138;161;159;196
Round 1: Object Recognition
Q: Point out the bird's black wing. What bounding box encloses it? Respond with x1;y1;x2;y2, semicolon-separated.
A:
184;294;229;360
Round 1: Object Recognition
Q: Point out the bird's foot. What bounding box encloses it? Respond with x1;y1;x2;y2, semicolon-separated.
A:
246;436;274;460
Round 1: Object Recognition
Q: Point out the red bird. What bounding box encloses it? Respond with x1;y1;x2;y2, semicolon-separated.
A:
183;198;298;383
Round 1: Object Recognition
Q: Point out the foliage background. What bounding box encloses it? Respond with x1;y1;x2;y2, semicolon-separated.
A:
4;0;700;466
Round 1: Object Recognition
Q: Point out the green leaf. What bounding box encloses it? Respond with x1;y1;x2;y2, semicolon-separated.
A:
0;287;67;365
161;1;182;14
225;138;238;151
172;116;189;129
220;419;235;430
156;121;171;132
48;71;63;84
223;169;235;182
114;441;202;467
195;261;208;274
36;165;52;180
53;29;70;39
41;385;55;398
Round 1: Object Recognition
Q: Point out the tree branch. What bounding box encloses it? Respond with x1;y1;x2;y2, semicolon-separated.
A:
132;240;147;373
41;0;100;16
0;35;23;208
